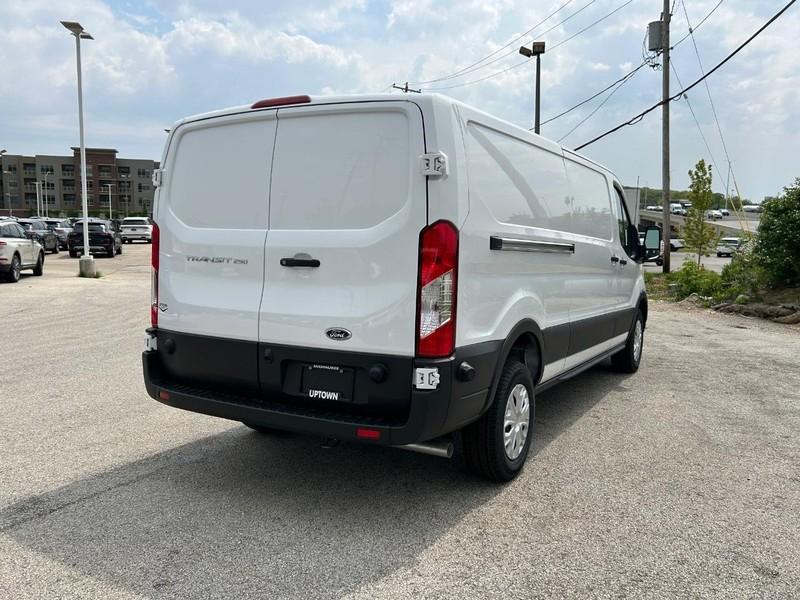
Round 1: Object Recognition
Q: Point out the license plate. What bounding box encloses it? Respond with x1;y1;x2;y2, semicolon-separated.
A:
301;364;354;402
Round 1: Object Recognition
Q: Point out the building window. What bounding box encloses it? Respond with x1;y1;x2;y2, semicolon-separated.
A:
8;180;18;189
5;165;17;173
40;165;54;174
137;182;152;192
118;166;130;179
62;165;75;176
23;164;36;176
63;194;76;205
137;168;151;178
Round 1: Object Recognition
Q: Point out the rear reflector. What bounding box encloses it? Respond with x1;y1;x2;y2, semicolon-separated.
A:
251;95;311;109
416;220;458;358
356;428;381;441
159;390;170;401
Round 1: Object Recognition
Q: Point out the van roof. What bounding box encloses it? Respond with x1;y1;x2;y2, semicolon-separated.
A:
170;92;619;183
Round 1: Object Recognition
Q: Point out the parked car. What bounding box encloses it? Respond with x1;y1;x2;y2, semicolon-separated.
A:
17;218;59;254
68;219;123;258
719;208;730;216
706;210;723;220
716;237;742;257
44;219;73;249
142;93;662;482
668;238;685;252
120;217;154;243
645;205;663;211
0;220;45;282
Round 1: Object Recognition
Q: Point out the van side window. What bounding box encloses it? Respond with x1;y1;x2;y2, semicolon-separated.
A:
614;187;635;258
563;160;613;240
465;123;572;232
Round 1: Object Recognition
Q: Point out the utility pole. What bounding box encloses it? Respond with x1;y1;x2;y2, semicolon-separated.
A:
35;181;42;217
661;0;671;273
391;82;421;93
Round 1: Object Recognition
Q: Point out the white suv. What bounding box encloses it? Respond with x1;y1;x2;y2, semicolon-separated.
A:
120;217;153;243
0;220;45;282
142;94;660;481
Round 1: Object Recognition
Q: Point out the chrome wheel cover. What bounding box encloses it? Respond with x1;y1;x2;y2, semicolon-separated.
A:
633;319;643;364
503;383;531;461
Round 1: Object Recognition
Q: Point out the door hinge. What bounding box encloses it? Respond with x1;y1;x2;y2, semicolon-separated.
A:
419;152;448;178
152;169;164;188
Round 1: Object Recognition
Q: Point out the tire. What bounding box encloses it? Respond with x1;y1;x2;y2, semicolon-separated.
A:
32;252;44;276
107;246;116;258
611;309;644;374
655;258;663;266
117;243;123;255
69;249;78;258
5;254;22;283
462;360;534;482
51;240;59;254
717;252;721;257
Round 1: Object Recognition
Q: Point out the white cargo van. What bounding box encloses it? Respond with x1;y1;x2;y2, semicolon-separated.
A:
142;94;661;481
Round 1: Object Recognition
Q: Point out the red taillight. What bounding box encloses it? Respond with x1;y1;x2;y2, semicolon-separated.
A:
0;241;6;246
151;222;160;327
356;428;381;440
416;220;458;358
251;95;311;109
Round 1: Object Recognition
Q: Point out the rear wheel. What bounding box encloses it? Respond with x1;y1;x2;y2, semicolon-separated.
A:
107;246;115;258
117;243;123;255
32;252;44;276
611;309;644;373
5;254;22;283
462;360;534;482
51;239;59;254
69;249;78;258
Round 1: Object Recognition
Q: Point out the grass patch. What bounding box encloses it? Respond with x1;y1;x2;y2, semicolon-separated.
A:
643;272;671;301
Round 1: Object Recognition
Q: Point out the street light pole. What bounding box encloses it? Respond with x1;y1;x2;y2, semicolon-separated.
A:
105;183;112;220
43;171;50;218
35;181;42;217
61;21;95;276
519;42;546;134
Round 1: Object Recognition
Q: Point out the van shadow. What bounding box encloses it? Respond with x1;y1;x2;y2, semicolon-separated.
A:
1;363;629;599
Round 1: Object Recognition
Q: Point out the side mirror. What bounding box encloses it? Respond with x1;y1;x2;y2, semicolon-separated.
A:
643;226;662;259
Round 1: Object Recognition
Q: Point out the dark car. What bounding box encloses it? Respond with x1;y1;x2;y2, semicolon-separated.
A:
44;219;73;250
18;219;59;254
68;219;123;258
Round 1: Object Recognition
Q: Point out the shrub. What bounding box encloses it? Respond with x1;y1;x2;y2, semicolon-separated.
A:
667;261;722;300
719;249;765;301
753;178;800;286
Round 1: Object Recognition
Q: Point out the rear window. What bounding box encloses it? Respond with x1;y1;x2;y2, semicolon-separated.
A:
269;109;411;230
73;223;108;233
168;117;275;229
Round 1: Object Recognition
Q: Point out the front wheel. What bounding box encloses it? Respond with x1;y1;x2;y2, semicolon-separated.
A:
462;360;534;482
611;309;644;373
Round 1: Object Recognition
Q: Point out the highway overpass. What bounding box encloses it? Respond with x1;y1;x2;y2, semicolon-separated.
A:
640;210;760;237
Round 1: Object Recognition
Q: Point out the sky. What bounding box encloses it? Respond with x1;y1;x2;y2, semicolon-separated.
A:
1;0;798;200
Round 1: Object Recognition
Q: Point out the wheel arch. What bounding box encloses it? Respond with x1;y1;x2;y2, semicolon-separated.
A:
482;319;544;414
637;291;648;327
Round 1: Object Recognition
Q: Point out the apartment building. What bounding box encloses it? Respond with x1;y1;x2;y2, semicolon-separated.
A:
0;148;159;217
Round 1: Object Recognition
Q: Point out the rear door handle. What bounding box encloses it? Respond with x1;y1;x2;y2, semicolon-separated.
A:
280;257;320;268
610;256;620;264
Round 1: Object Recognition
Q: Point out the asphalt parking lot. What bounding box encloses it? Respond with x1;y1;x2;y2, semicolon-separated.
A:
1;244;798;598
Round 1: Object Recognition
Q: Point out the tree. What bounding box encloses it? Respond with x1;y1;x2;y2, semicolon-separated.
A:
683;159;719;266
753;178;800;285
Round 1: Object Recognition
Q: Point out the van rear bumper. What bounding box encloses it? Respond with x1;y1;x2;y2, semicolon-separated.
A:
142;332;499;446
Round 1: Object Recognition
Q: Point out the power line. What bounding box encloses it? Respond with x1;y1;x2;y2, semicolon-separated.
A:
542;0;726;128
541;60;647;125
572;0;797;151
670;61;721;176
672;0;724;48
423;0;636;91
415;0;601;87
411;0;581;86
557;64;642;142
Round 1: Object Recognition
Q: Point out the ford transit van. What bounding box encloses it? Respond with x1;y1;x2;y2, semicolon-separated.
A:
142;94;660;481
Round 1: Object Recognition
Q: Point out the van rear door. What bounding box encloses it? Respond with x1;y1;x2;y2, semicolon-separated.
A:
259;101;427;356
156;110;277;392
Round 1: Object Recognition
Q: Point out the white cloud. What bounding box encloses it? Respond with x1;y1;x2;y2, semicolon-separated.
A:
0;0;797;199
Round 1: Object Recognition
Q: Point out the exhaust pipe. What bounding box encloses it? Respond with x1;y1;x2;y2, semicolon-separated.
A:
398;439;454;459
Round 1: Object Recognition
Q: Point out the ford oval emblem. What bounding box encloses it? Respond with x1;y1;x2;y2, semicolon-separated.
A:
326;328;352;341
